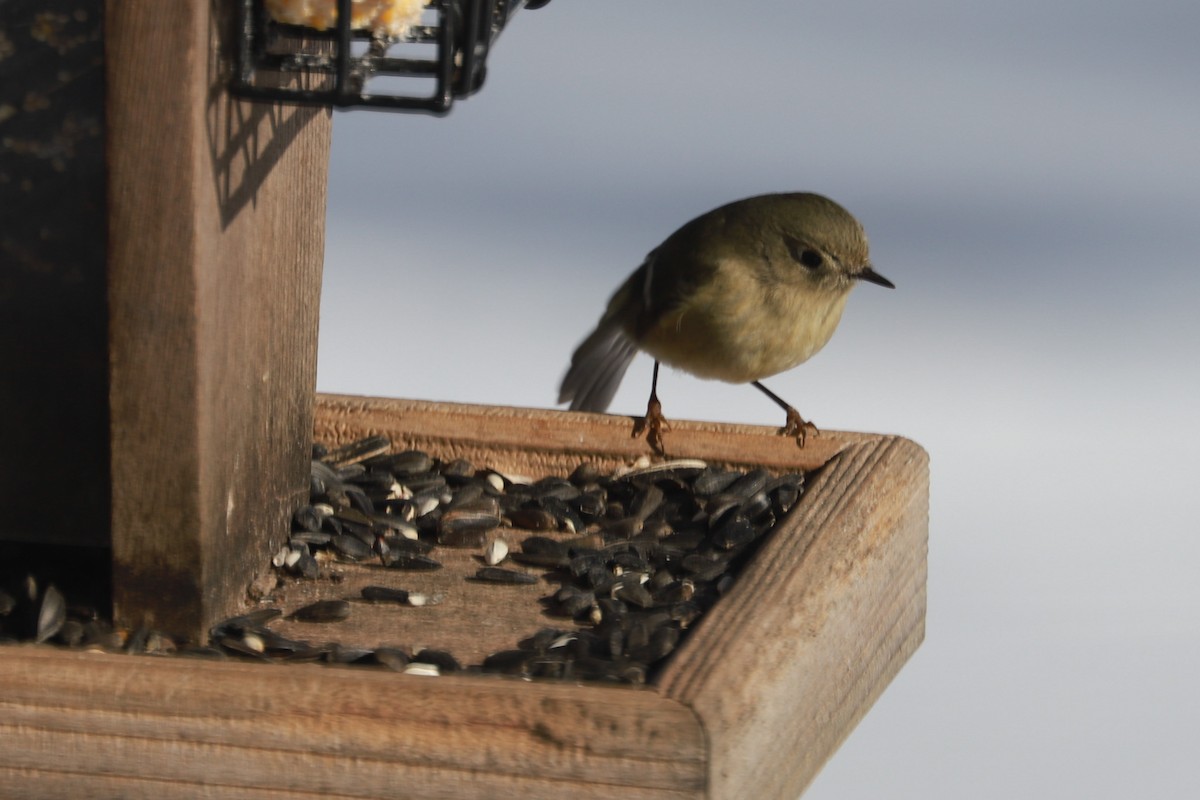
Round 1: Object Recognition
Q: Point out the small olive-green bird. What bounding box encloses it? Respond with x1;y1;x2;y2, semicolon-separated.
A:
558;192;893;452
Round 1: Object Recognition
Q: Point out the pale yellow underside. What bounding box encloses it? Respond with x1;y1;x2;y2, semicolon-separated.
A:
637;258;852;383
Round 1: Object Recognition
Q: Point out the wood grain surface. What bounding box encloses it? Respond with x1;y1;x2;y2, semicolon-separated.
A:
0;646;705;799
312;393;851;476
106;0;330;638
659;434;929;798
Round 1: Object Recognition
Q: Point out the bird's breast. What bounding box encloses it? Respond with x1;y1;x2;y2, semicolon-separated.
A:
636;262;851;383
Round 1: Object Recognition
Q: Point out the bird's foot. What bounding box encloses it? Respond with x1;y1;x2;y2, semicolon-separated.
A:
780;407;819;448
632;395;670;455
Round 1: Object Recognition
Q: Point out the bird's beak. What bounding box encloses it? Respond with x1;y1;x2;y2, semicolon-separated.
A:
857;265;894;289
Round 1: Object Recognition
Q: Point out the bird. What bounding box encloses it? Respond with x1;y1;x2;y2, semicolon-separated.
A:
558;192;893;453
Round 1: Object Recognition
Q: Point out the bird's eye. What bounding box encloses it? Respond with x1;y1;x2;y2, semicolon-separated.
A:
799;249;823;269
786;237;824;270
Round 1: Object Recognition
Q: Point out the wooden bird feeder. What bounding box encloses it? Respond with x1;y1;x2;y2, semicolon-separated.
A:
0;2;928;798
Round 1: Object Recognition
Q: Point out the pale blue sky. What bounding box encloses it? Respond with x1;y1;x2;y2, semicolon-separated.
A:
318;2;1200;796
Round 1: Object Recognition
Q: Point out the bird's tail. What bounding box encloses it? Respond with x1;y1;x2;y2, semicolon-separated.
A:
558;317;639;412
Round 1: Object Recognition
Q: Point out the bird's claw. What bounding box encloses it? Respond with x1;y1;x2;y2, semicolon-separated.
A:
780;407;819;448
633;395;670;455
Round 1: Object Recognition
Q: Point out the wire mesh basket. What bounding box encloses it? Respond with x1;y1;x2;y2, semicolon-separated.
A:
230;0;550;113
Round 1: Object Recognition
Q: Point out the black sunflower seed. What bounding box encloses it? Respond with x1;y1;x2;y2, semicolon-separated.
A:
322;435;391;467
381;553;442;571
413;648;461;672
364;449;432;476
507;506;559;531
288;599;351;622
474;567;539;585
331;534;374;561
360;586;412;604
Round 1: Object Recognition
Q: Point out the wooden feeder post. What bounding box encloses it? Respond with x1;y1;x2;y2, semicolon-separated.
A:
105;1;331;638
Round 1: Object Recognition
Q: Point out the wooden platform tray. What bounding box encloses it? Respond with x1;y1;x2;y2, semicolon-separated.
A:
0;395;928;799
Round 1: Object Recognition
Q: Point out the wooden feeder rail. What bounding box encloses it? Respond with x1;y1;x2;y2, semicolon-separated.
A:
2;396;929;799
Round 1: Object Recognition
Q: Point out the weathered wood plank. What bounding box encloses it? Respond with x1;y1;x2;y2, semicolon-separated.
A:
312;393;850;476
0;647;706;799
106;0;330;638
658;435;929;798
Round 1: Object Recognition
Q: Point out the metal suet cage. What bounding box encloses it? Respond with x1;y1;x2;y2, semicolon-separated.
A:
231;0;551;113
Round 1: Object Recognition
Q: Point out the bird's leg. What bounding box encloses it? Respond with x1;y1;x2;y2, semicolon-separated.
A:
751;380;818;448
632;361;670;454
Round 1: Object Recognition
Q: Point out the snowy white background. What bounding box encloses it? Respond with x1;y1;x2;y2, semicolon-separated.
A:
317;2;1200;796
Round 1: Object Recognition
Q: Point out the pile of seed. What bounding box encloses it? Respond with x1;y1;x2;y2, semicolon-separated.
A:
208;435;807;683
0;571;184;656
0;575;69;645
1;437;808;685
